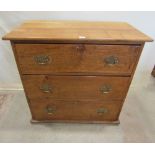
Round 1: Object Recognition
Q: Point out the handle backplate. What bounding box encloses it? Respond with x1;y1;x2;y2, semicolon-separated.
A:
34;55;50;65
46;106;56;115
97;108;108;115
100;84;112;94
40;84;52;93
104;56;119;66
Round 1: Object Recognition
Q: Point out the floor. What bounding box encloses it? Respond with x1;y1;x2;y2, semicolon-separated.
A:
0;73;155;143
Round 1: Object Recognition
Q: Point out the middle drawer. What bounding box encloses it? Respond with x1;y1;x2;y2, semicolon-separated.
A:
22;75;130;101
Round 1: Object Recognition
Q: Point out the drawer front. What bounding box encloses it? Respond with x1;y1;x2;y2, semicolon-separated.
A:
15;44;140;75
23;75;130;100
29;99;122;121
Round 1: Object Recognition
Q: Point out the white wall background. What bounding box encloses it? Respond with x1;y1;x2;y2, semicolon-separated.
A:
0;11;155;89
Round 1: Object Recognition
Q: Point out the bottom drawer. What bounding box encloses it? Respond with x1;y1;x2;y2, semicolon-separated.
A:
29;98;122;122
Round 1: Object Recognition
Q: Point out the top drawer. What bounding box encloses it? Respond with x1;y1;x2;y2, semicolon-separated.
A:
15;44;140;75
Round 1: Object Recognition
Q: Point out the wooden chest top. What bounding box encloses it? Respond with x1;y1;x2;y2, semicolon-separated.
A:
2;20;153;42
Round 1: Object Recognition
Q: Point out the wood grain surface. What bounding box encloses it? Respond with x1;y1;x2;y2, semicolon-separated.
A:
2;21;153;42
22;75;130;101
29;98;122;121
15;44;140;75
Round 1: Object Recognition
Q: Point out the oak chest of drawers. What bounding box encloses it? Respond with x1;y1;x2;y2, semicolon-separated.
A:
3;21;153;124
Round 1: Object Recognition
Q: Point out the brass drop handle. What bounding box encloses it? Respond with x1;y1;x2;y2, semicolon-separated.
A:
34;55;50;65
100;84;112;94
40;84;52;93
104;56;119;65
97;108;108;115
46;106;56;115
